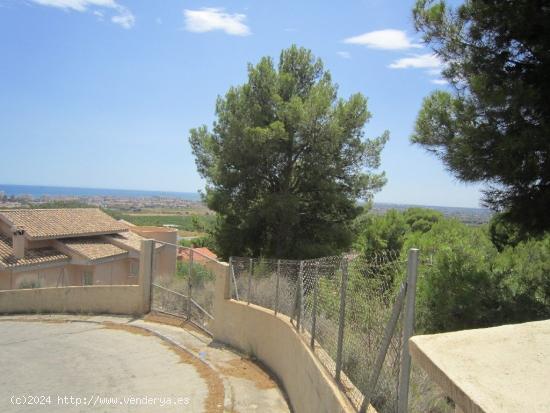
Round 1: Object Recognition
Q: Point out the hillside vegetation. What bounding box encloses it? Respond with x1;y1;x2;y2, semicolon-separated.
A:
354;207;550;334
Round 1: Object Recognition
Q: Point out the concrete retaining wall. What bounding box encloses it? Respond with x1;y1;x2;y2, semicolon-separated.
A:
0;285;144;315
211;261;355;413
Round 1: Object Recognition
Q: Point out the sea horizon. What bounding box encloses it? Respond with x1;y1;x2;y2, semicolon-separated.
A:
0;183;202;202
0;183;490;212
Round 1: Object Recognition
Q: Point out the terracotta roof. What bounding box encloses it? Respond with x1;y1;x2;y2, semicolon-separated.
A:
105;231;162;252
0;209;128;240
0;234;69;269
178;247;218;263
60;237;128;261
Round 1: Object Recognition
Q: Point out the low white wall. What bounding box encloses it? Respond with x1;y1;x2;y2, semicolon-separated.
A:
0;285;145;315
210;261;356;413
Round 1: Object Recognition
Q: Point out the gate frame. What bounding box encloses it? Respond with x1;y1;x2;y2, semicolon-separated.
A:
147;240;218;336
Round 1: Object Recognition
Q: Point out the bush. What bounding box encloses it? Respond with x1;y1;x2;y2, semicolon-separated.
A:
176;261;215;287
404;219;550;333
493;237;550;322
18;279;41;289
355;209;408;257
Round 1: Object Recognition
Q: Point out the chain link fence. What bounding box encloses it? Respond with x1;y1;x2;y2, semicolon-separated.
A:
151;242;217;335
230;250;417;413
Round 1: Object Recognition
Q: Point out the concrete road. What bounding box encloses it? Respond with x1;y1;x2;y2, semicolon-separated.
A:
0;321;209;412
0;316;290;413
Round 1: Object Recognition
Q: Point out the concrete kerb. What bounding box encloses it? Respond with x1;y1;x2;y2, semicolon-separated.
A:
127;323;234;411
206;337;294;411
0;314;234;411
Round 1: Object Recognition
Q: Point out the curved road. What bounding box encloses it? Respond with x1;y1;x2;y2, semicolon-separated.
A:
0;316;290;413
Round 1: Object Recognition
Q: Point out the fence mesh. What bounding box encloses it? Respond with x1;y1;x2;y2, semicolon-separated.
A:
230;251;408;413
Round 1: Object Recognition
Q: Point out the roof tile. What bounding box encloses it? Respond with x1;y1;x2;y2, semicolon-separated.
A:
0;234;69;269
60;237;128;261
0;209;128;240
106;231;163;251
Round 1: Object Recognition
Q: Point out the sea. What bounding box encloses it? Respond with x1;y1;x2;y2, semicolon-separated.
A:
0;183;492;222
0;184;202;201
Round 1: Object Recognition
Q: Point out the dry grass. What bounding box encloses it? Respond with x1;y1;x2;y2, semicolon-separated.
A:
218;358;277;390
230;257;454;413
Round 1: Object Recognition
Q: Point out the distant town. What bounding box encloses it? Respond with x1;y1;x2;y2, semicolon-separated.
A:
0;187;491;226
370;202;492;226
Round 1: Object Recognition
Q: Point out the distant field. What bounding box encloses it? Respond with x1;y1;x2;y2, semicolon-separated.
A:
105;210;215;232
124;207;211;216
178;230;207;238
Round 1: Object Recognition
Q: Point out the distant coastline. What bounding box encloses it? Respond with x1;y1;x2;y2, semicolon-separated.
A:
0;184;202;201
0;183;492;224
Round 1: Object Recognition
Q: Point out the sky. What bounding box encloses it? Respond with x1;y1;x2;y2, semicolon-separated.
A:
0;0;484;208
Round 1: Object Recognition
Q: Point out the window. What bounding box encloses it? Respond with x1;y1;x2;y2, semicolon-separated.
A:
83;270;93;286
130;261;139;277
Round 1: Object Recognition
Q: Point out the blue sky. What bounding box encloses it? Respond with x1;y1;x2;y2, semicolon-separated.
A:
0;0;483;208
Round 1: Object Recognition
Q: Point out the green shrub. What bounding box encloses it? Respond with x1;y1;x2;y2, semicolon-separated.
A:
404;219;550;333
176;261;215;287
18;279;42;289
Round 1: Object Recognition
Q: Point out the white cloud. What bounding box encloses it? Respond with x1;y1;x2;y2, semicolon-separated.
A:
111;6;134;29
388;53;443;69
343;29;421;50
32;0;116;12
426;68;442;76
388;53;448;84
337;51;351;59
30;0;134;29
183;8;250;36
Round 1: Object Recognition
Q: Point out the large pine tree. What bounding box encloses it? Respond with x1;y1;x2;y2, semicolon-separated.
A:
190;46;388;259
412;0;550;234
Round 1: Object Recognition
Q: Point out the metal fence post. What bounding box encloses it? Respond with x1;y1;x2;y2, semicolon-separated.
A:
397;248;420;413
275;259;281;315
228;256;233;297
296;261;304;331
300;262;306;333
310;262;319;349
335;258;349;383
247;258;253;305
187;248;193;320
229;257;240;301
360;281;408;413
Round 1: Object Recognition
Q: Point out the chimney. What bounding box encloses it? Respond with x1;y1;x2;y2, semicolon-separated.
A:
12;227;25;259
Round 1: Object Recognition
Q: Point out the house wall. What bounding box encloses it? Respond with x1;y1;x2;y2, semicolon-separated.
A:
27;239;53;249
155;245;177;277
8;265;67;289
55;261;137;286
126;226;177;278
129;226;177;244
0;258;141;291
0;220;11;236
0;270;10;290
92;259;132;285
